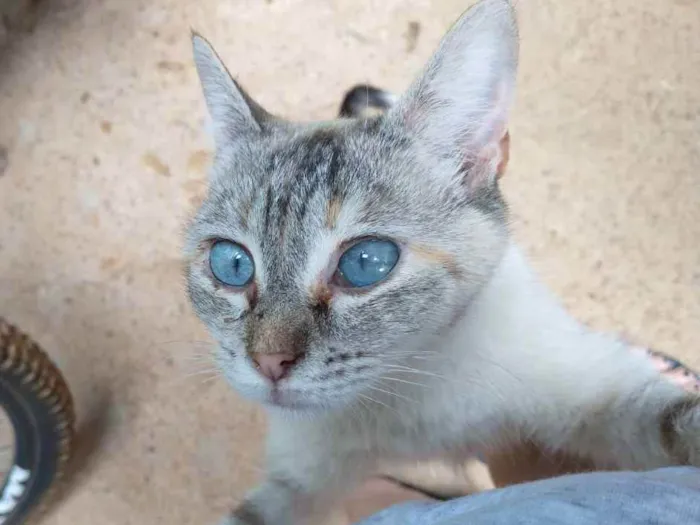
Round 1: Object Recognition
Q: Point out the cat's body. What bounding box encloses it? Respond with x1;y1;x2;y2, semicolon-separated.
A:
238;244;695;524
268;243;684;468
184;1;700;524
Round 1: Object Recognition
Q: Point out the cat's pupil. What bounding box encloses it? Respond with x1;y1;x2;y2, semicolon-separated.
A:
209;240;255;287
359;252;368;271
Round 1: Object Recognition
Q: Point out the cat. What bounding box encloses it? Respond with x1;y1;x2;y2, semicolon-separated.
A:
184;1;700;523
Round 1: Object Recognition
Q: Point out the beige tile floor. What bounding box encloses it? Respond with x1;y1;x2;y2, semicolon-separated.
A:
0;0;698;523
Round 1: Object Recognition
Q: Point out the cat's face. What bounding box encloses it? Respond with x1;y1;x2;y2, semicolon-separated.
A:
185;0;518;412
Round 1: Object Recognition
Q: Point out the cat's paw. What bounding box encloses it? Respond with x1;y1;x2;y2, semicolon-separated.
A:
661;395;700;466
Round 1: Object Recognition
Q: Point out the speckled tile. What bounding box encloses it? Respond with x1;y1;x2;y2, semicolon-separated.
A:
0;1;698;524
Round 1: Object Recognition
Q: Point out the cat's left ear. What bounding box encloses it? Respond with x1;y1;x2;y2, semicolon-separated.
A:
388;0;518;189
192;33;273;147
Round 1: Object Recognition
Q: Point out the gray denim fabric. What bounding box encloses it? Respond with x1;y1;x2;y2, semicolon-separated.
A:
357;468;700;525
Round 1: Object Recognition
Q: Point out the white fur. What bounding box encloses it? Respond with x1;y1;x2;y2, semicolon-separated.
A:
221;243;697;525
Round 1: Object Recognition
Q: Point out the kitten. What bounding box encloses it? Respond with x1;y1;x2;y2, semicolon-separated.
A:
184;1;700;523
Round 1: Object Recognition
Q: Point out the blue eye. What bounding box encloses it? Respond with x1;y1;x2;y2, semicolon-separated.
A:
209;240;255;287
337;238;400;288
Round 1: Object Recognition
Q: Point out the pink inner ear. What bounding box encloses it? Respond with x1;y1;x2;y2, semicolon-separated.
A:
462;79;512;190
496;131;510;179
476;79;511;150
463;128;510;191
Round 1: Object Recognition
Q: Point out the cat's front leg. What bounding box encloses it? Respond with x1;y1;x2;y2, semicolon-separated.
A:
223;463;372;525
520;341;700;470
222;478;323;525
222;418;375;525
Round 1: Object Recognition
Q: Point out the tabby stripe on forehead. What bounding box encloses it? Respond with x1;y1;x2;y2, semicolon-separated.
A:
262;184;274;235
260;131;346;238
297;131;345;230
326;198;342;229
325;144;344;229
275;183;293;240
323;137;341;189
239;196;252;229
294;148;328;223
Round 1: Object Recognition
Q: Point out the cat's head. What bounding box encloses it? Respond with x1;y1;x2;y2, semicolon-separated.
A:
185;0;518;412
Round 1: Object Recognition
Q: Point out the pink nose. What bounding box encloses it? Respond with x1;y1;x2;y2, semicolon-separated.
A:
253;353;298;382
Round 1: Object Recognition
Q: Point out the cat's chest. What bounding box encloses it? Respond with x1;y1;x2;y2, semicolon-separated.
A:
351;394;501;459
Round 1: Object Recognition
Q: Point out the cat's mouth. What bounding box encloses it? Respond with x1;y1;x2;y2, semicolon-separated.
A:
266;387;323;411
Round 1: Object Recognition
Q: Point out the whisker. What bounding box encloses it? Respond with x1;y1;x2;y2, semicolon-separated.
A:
356;393;399;415
385;348;522;388
155;339;215;347
366;384;418;405
474;354;523;385
200;375;221;385
382;364;447;380
177;352;216;361
164;368;220;390
379;376;429;388
150;340;216;354
384;347;442;355
382;365;509;405
385;353;443;363
182;368;220;378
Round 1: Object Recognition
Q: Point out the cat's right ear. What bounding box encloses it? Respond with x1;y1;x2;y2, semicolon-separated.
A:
192;33;271;146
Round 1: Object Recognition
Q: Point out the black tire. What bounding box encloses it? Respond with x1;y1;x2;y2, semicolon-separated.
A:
0;318;75;525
